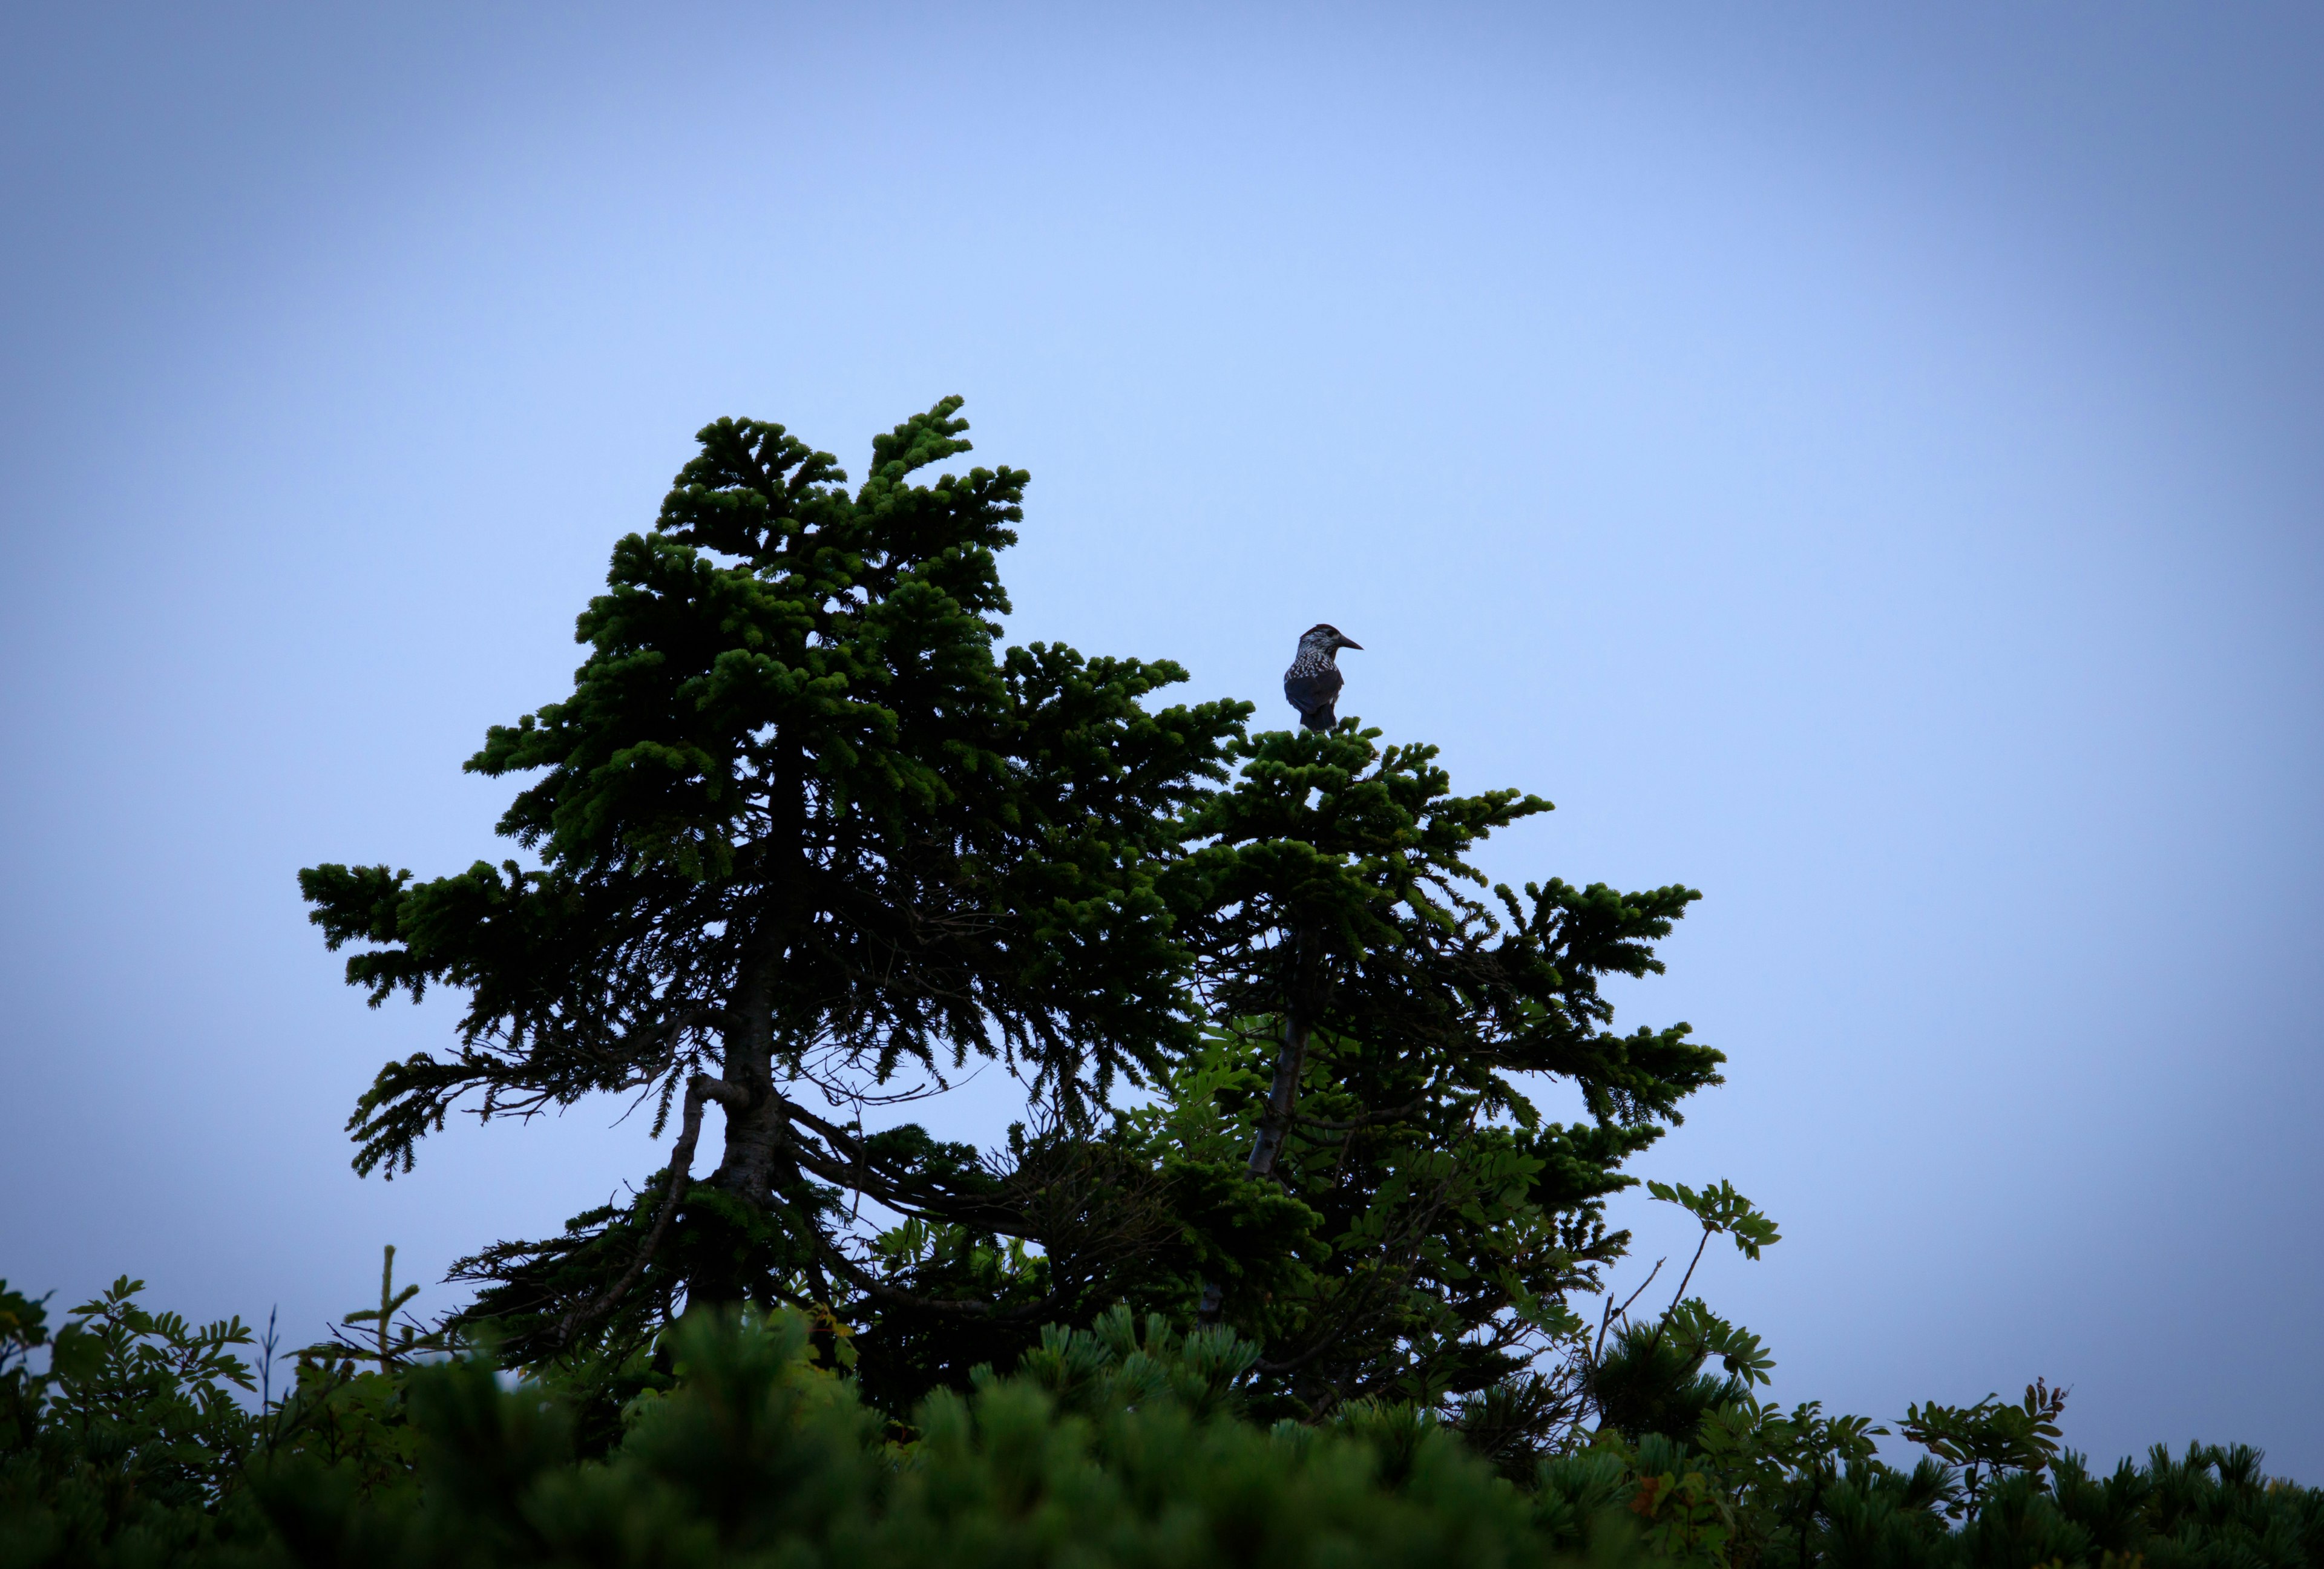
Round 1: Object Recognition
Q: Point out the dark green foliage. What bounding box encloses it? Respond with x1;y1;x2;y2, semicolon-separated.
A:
2052;1441;2324;1569
293;400;1736;1440
6;1277;2323;1569
290;401;1742;1435
299;398;1250;1370
1006;1305;1259;1419
5;397;2260;1568
311;1305;1580;1569
1899;1381;2069;1513
0;1278;262;1565
1137;724;1724;1430
1;1294;1587;1568
1588;1320;1750;1447
1576;1182;1783;1451
1576;1391;2324;1569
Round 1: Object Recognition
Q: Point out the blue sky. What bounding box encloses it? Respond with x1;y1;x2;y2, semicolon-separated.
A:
3;4;2319;1476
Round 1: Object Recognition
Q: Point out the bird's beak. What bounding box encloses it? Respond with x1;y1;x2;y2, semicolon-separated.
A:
1338;636;1363;650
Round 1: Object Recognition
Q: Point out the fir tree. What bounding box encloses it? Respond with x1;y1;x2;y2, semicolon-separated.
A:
1143;724;1726;1431
300;399;1246;1365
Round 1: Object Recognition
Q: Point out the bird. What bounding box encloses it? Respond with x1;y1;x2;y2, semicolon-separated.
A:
1283;624;1362;731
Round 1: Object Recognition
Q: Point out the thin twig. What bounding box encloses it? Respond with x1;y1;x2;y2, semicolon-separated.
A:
1595;1255;1665;1360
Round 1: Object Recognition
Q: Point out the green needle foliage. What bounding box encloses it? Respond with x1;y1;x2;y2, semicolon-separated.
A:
299;398;1247;1366
295;400;1733;1423
7;1279;2320;1569
1130;724;1724;1433
5;396;2267;1567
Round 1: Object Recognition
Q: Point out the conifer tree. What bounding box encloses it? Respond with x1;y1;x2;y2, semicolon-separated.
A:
1140;725;1725;1430
300;399;1246;1364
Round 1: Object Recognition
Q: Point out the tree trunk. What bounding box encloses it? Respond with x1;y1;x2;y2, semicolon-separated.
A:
1198;918;1324;1323
1247;919;1325;1182
691;752;810;1307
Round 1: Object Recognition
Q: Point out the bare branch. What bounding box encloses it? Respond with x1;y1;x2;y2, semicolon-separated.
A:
555;1073;734;1345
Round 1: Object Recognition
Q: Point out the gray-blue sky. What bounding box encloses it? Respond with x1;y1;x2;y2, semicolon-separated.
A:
3;2;2319;1476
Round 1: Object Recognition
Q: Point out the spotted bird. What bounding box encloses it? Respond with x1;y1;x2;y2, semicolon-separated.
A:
1283;624;1362;731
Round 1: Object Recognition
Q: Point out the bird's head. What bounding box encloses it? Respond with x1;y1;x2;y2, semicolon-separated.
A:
1299;623;1363;655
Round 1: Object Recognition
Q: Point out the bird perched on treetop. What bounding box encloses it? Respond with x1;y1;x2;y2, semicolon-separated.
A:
1283;624;1362;732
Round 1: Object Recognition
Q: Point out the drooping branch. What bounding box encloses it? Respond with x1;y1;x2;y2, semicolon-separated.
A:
556;1073;747;1346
